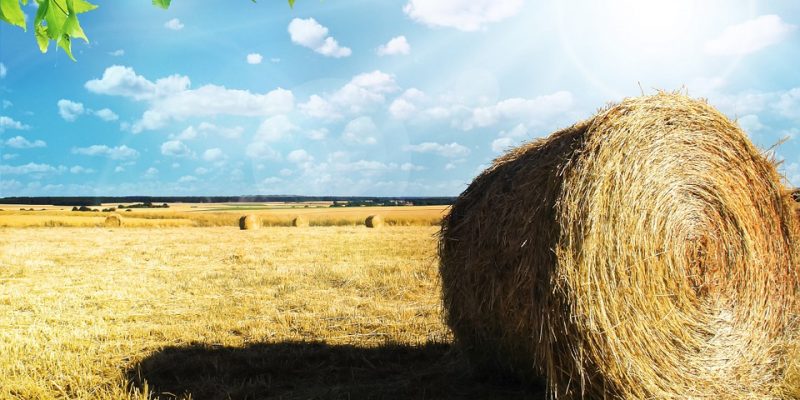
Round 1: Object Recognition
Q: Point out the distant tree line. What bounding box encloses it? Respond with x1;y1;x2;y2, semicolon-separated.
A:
118;202;170;209
0;196;457;206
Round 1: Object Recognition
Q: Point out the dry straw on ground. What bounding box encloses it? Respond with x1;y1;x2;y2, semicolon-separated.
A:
104;214;122;227
365;215;384;228
439;93;800;399
238;214;260;230
292;216;309;227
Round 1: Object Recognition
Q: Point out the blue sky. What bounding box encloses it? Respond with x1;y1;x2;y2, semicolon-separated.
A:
1;0;799;196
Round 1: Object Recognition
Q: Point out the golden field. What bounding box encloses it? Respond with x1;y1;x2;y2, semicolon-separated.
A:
0;204;448;228
0;207;534;400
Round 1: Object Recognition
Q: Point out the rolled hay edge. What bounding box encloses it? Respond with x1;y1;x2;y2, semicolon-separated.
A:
239;214;260;230
292;215;309;227
104;213;122;227
439;93;800;399
365;214;384;228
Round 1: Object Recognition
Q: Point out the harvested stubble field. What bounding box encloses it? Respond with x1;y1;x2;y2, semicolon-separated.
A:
0;225;534;399
0;205;447;228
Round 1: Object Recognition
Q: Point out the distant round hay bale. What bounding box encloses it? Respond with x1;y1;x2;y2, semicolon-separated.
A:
292;215;308;227
365;214;384;228
439;93;800;398
104;214;122;227
238;214;260;230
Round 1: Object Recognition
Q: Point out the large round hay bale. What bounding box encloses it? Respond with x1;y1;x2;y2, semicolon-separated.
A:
238;214;260;230
439;93;800;399
365;214;384;228
292;215;308;227
104;213;122;227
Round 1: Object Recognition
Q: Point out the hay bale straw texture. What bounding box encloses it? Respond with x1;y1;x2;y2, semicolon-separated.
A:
292;216;309;227
365;215;384;228
439;93;800;399
104;213;122;227
238;215;260;230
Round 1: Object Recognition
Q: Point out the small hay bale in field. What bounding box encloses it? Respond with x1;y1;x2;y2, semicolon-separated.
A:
439;93;800;399
238;214;260;230
365;214;384;228
292;215;308;227
104;214;123;227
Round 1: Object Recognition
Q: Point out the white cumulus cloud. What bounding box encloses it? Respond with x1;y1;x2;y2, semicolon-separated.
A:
0;162;64;175
57;99;85;121
70;165;95;174
247;53;263;64
202;148;225;162
165;18;184;31
160;140;193;157
404;142;470;158
299;95;341;120
403;0;523;31
246;142;281;161
288;18;352;58
389;88;427;120
287;149;313;163
93;108;119;121
342;116;378;145
72;145;139;160
4;136;46;149
85;65;190;101
491;137;514;153
86;66;293;133
377;36;411;56
300;70;399;119
705;15;797;56
460;91;574;130
0;63;7;78
737;114;765;135
307;128;328;140
255;115;297;142
0;116;29;132
775;87;800;120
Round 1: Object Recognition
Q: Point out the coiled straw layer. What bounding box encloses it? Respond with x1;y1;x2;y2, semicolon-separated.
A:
439;93;800;398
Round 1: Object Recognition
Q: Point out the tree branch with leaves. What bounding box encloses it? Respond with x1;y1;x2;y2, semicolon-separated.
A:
0;0;293;60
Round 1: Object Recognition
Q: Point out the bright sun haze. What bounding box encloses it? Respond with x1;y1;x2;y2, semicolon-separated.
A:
0;0;798;195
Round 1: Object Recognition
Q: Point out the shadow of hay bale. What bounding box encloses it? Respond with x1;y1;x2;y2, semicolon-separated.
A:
126;341;541;399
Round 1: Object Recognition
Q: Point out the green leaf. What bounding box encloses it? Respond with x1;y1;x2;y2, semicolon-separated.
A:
152;0;170;9
33;0;49;52
68;0;96;13
61;0;87;42
44;0;67;39
288;0;294;7
57;32;75;60
51;0;94;14
35;24;49;52
33;0;47;28
0;0;27;30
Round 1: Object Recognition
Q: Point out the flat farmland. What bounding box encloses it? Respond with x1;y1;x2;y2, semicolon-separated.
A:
0;204;450;228
0;221;533;399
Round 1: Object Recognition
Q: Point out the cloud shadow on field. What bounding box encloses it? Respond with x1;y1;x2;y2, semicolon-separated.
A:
126;340;543;399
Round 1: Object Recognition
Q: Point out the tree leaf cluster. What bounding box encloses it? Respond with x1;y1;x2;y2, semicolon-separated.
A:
1;0;294;61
